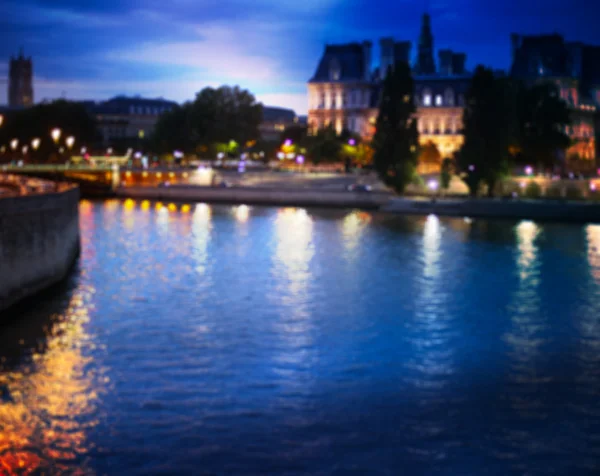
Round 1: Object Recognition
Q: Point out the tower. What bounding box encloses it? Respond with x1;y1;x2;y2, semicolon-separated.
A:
415;13;436;75
9;49;33;108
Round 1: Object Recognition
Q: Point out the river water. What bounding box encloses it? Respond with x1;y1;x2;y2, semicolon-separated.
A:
1;199;600;475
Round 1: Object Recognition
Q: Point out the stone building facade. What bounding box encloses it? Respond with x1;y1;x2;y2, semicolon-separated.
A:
307;14;471;171
511;34;600;165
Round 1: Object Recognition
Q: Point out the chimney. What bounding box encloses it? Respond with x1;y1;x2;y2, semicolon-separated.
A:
511;34;521;65
451;53;466;75
379;38;394;80
394;41;412;65
362;41;373;81
438;49;453;75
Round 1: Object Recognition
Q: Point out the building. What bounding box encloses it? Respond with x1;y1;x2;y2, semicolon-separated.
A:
8;50;33;108
86;96;178;146
260;106;299;141
307;14;471;169
511;34;600;164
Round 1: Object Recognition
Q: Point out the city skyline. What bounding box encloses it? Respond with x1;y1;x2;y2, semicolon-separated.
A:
1;0;599;114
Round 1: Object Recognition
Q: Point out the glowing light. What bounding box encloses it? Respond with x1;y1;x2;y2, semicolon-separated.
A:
125;171;131;178
155;202;164;210
156;172;162;178
284;139;292;147
217;152;225;159
141;200;150;211
31;138;40;150
277;152;285;160
80;146;87;155
134;151;142;159
427;179;439;191
591;182;597;192
10;138;18;150
51;128;61;143
468;164;475;172
174;150;184;159
296;155;305;164
124;198;135;210
348;139;356;146
516;220;540;278
142;171;148;178
65;136;75;149
519;181;526;189
235;204;250;222
181;204;191;213
182;172;188;178
0;114;3;126
21;145;28;154
106;147;113;155
168;203;177;212
169;172;175;178
525;165;533;176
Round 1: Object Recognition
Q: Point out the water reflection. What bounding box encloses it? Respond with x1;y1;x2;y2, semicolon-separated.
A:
341;211;371;255
271;208;315;378
499;220;550;467
587;225;600;284
235;204;250;223
192;203;212;275
0;285;104;475
405;215;457;460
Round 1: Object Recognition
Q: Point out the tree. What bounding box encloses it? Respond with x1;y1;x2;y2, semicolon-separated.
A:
308;125;341;164
440;157;453;192
418;141;441;174
152;105;191;154
372;62;419;193
516;82;571;171
0;100;97;163
151;85;263;158
458;66;514;196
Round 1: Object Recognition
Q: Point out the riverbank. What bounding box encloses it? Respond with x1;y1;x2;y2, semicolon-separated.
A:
0;179;80;313
384;197;600;223
117;185;392;209
117;185;600;223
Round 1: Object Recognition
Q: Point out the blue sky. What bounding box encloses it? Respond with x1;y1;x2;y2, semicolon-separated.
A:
1;0;599;114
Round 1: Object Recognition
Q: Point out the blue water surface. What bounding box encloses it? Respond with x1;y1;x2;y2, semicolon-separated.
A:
1;200;599;475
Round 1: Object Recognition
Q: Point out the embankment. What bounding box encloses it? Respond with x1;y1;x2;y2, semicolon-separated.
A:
117;185;392;209
0;185;80;313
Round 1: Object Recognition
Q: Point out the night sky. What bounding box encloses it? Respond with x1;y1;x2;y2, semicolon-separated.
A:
1;0;599;113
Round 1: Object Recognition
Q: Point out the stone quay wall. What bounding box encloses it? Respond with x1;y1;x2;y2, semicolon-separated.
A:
0;185;80;313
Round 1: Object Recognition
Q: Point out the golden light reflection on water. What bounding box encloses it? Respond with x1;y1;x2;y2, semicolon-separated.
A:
341;211;371;254
504;220;547;423
192;203;212;274
234;204;250;223
274;208;314;295
516;220;540;280
423;214;441;279
272;208;316;381
587;225;600;284
140;200;150;211
0;285;104;475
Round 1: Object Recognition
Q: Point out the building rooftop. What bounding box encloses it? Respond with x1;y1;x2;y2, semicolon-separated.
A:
309;43;370;83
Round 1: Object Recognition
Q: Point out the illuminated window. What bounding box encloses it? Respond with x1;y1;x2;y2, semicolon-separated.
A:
329;58;341;81
435;95;443;106
423;89;432;106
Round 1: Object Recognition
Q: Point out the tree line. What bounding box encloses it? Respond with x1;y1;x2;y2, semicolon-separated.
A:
373;63;573;195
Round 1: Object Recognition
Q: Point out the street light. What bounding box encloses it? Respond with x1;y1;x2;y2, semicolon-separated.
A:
21;145;28;155
107;147;113;155
10;139;18;150
31;138;41;150
0;115;3;127
81;146;87;155
66;136;75;149
51;128;62;143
